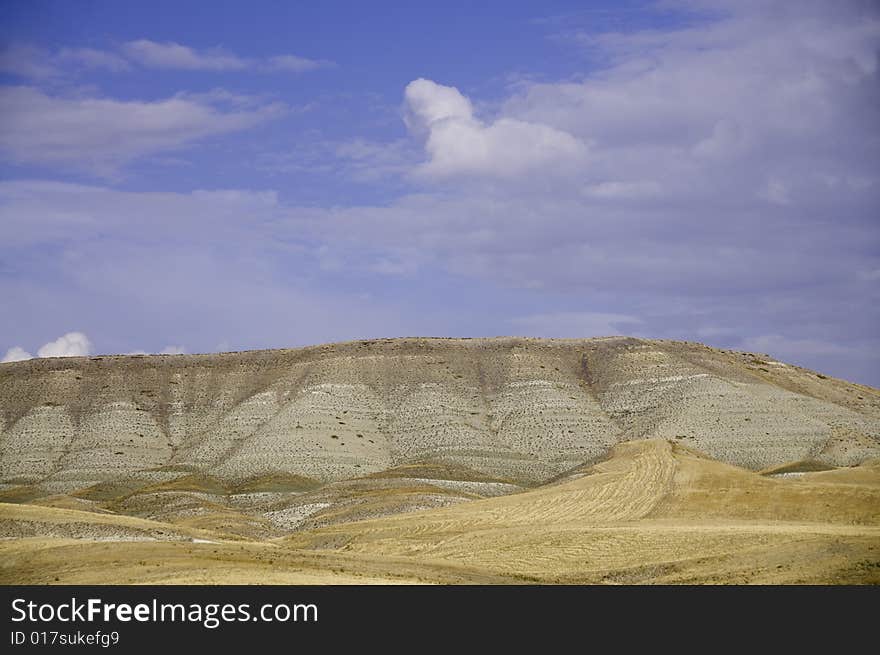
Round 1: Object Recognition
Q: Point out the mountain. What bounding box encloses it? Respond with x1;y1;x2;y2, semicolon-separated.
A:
1;336;878;584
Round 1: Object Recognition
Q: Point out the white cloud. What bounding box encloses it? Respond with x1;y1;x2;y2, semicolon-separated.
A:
126;345;186;355
36;332;92;358
271;1;877;383
511;312;641;338
0;44;131;78
0;45;60;78
0;86;284;174
1;346;32;363
123;40;247;71
265;54;334;72
122;40;333;73
0;41;331;78
2;332;92;362
328;0;877;304
0;181;431;357
503;1;880;204
0;2;877;385
403;78;586;178
0;180;284;249
404;78;474;130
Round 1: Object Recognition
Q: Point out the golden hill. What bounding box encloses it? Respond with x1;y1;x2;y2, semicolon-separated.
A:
2;439;878;584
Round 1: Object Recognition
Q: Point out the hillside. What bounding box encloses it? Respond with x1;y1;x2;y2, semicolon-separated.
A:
286;439;880;584
3;439;878;584
1;336;879;584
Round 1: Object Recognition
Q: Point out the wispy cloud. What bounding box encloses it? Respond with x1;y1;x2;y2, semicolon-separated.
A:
0;180;421;355
264;54;335;73
0;45;60;78
0;86;285;175
122;40;248;71
0;44;131;78
122;40;334;73
0;40;334;78
57;47;131;72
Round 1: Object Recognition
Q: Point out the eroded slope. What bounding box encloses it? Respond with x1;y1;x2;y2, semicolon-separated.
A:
1;337;878;534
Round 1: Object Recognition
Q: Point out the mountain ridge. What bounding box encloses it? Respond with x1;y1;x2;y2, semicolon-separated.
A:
2;336;879;583
1;335;878;538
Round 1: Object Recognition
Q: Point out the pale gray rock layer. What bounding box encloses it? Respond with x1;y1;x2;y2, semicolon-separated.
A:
1;337;878;494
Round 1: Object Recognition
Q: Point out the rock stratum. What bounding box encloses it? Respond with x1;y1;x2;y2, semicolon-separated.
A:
1;336;879;584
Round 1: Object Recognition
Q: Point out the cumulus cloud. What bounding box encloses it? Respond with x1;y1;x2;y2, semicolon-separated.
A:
2;332;92;362
403;78;586;178
404;79;475;130
35;332;92;358
0;86;284;174
1;346;32;363
376;3;877;296
304;1;878;382
1;333;183;361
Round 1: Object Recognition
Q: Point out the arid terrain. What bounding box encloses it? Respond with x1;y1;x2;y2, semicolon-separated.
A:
1;336;878;584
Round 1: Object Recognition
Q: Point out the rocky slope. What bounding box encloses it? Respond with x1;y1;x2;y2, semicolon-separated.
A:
1;336;878;536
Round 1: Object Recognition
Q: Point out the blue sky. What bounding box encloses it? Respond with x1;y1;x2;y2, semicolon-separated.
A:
1;0;879;386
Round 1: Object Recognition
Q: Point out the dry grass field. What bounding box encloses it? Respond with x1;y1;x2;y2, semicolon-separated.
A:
2;439;878;584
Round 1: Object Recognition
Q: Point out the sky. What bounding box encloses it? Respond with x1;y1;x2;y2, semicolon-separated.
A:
0;0;878;386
